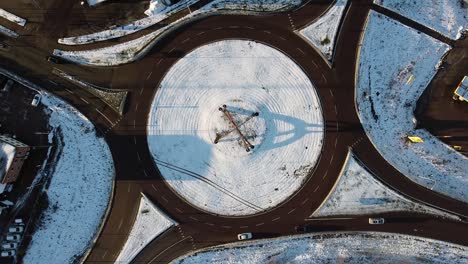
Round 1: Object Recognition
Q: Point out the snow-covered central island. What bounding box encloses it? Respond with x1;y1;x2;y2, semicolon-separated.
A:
147;40;324;216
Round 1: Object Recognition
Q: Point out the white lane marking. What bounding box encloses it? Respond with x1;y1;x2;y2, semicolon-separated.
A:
334;137;338;147
152;184;158;192
96;108;114;125
196;31;205;36
133;120;136;128
301;198;309;205
329;154;334;165
48;80;58;85
214;27;222;30
182;38;190;43
117;219;124;230
127;184;131;193
175;207;183;213
334;105;338;114
221;225;232;229
168;47;175;53
143;170;149;178
322;170;328;180
133;136;137;145
255;222;264;227
64;88;74;94
287;208;296;214
189;216;199;221
240;225;249;228
149;236;192;264
80;97;89;104
263;30;271;34
321;73;327;82
205;222;214;226
101;250;107;259
161;195;168;203
156;59;163;65
329;89;334;97
313;186;320;192
297;48;305;55
311;60;318;68
272;217;280;222
279;36;286;41
139;86;145;95
135;103;139;111
146;72;153;80
245;26;254;30
136;152;141;162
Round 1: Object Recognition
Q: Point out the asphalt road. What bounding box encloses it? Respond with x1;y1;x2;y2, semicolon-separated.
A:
0;0;466;263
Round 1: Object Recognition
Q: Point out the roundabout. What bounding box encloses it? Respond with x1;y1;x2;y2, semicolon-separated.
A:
147;40;324;216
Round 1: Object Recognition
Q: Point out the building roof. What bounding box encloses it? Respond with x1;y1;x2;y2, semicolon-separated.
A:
0;141;15;180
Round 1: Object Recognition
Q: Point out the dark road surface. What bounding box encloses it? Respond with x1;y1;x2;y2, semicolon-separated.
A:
0;0;466;263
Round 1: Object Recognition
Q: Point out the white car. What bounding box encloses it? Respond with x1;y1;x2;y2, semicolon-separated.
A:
237;233;252;240
1;242;18;249
14;218;23;225
6;234;21;241
8;226;24;233
1;250;15;257
368;218;385;225
31;94;41;107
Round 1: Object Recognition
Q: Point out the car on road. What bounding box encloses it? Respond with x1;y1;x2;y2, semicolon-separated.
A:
1;243;18;250
14;218;23;225
453;76;467;102
368;217;385;225
31;94;41;107
8;226;24;233
6;234;21;241
46;55;61;64
0;250;15;257
0;43;8;50
237;233;252;240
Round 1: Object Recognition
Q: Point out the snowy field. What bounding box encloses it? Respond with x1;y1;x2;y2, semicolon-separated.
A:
147;40;323;216
23;93;114;264
356;11;468;203
173;232;468;263
200;0;302;13
374;0;468;40
312;152;459;220
60;0;198;45
298;0;348;61
0;8;26;26
116;194;176;264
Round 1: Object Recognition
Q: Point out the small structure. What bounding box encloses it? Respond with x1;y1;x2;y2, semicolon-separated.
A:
453;76;468;102
0;135;30;184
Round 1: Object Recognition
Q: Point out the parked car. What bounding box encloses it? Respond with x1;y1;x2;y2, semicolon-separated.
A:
8;226;24;233
46;56;61;64
1;243;17;250
31;94;41;107
2;79;13;92
0;250;15;257
368;218;385;225
14;218;23;225
237;233;252;240
6;234;21;241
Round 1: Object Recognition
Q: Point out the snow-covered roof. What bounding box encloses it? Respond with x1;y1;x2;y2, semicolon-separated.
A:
455;76;468;100
0;142;16;180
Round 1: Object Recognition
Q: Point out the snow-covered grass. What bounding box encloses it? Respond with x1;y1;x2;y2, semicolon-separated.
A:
374;0;468;40
0;142;15;180
147;40;323;216
54;26;167;66
59;0;198;45
23;93;114;264
312;151;460;220
0;8;27;26
0;25;18;38
173;232;468;263
356;11;468;203
298;0;348;61
200;0;302;13
86;0;108;7
116;193;176;264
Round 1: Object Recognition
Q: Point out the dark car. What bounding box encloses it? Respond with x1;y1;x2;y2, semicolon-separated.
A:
46;56;61;64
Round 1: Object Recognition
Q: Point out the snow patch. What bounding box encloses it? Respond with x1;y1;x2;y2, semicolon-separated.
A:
23;93;114;264
173;232;468;263
356;12;468;202
313;151;460;220
0;142;15;180
147;40;323;216
115;194;176;264
298;0;348;61
374;0;468;40
0;8;26;26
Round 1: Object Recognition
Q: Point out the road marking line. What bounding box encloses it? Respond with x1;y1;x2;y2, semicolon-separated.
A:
334;105;338;114
329;89;334;97
313;186;320;192
152;184;158;192
127;185;131;193
135;103;139;111
214;27;222;30
64;88;74;94
189;216;199;221
136;152;141;162
240;225;249;228
196;31;205;36
221;225;232;229
334;138;338;147
168;47;175;53
101;251;107;259
272;217;280;222
146;72;153;80
117;219;124;230
329;154;334;164
279;36;286;41
161;195;168;203
80;97;89;104
311;60;318;68
322;170;328;179
149;236;192;264
205;222;214;226
321;73;327;82
175;207;183;213
139;86;145;95
287;208;296;214
133;136;137;145
245;26;254;30
287;13;296;30
297;48;305;55
133;120;136;128
156;59;163;65
143;170;149;178
301;198;309;205
263;30;271;34
255;222;264;227
95;108;114;125
182;38;190;43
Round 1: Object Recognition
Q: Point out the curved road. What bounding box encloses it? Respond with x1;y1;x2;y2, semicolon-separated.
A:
0;0;466;263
